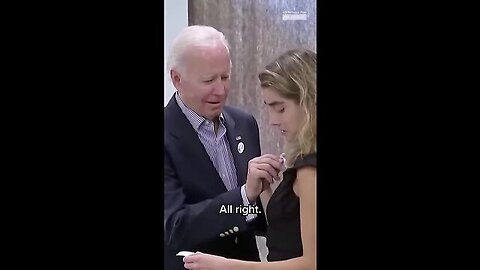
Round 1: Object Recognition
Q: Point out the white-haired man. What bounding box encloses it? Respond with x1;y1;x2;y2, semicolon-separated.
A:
164;25;281;270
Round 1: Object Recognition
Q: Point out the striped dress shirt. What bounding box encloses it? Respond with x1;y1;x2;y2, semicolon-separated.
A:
175;93;238;191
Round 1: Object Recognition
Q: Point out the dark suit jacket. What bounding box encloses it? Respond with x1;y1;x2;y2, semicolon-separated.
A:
164;96;267;270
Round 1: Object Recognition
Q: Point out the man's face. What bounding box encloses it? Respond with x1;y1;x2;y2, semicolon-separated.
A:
171;43;231;120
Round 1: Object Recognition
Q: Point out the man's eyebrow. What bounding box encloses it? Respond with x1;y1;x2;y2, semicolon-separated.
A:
202;72;230;79
263;101;285;106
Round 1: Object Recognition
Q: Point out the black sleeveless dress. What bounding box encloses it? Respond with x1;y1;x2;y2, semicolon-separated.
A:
265;153;317;261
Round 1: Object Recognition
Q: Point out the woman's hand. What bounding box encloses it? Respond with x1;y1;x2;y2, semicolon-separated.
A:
183;252;231;270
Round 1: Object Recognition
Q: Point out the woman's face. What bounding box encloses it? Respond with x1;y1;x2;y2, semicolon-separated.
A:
262;87;305;142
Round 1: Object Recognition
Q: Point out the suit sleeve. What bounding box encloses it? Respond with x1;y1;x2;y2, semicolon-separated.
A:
164;149;253;253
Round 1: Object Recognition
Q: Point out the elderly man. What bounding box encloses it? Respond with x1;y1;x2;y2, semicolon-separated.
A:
164;25;280;270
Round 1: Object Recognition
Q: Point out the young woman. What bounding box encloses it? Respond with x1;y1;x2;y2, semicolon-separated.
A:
183;48;317;270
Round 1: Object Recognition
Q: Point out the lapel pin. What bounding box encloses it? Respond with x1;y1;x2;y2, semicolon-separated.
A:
235;136;242;141
237;142;245;154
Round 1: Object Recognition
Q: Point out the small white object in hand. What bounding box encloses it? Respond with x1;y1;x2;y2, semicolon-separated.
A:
176;251;195;257
280;153;287;165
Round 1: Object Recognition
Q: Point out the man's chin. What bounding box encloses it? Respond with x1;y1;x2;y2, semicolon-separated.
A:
201;110;220;121
201;104;224;119
210;105;224;114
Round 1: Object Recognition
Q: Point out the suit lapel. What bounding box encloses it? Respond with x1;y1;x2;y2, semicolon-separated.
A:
165;97;227;193
223;110;248;187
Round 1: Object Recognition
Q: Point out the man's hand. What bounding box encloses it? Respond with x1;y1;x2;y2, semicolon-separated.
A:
245;154;284;203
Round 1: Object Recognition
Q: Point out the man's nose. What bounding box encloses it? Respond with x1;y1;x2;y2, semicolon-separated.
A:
212;79;227;95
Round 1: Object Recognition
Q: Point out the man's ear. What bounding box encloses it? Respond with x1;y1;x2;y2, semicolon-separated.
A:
170;69;182;89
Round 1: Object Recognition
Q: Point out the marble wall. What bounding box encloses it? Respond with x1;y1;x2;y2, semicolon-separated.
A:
189;0;317;156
